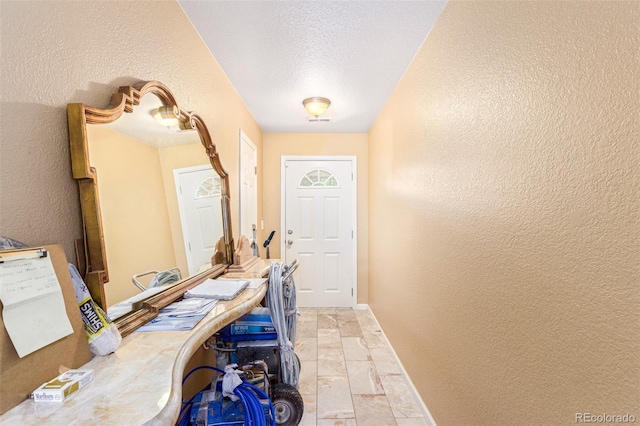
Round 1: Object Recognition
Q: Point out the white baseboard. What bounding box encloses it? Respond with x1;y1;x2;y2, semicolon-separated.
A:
361;304;438;426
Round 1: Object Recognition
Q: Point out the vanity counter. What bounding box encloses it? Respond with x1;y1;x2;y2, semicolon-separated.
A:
0;277;269;425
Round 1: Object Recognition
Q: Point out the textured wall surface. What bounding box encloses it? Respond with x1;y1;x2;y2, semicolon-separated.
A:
263;133;369;303
0;1;262;263
368;1;639;424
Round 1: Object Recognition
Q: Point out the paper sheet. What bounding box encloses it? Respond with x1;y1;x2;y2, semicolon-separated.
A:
136;298;218;332
0;252;74;358
219;277;267;289
184;279;249;300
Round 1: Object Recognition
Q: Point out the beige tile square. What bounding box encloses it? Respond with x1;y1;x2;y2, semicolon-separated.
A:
336;308;357;320
346;360;384;395
299;393;317;426
381;375;423;418
356;313;379;330
296;337;318;361
352;394;397;425
318;313;339;329
354;309;380;328
318;348;347;376
363;330;387;348
395;417;428;425
338;319;363;338
373;360;402;376
317;308;337;315
341;337;371;361
298;320;319;337
317;419;357;426
298;360;318;395
298;308;318;322
317;376;354;419
369;345;395;363
318;328;342;349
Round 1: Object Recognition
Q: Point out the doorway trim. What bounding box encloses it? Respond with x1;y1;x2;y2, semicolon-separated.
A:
280;155;358;307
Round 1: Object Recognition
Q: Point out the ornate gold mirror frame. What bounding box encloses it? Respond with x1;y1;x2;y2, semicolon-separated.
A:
68;80;235;336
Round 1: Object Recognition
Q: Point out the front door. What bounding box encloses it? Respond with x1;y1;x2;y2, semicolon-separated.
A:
282;157;356;307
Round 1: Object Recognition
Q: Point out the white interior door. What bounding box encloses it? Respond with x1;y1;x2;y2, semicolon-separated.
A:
239;130;258;247
174;165;222;276
282;157;356;307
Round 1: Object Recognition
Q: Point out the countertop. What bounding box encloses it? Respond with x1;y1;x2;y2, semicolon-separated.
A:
0;260;274;425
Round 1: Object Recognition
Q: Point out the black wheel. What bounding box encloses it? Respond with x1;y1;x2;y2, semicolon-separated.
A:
271;383;304;426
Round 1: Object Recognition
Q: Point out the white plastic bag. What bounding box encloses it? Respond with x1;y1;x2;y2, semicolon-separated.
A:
68;264;121;356
222;364;242;401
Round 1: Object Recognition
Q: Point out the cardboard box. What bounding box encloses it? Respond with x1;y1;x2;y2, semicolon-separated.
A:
32;369;94;403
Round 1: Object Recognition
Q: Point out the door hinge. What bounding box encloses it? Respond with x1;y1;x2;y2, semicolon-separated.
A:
352;230;354;239
188;242;191;251
179;185;183;194
351;288;353;296
254;166;257;175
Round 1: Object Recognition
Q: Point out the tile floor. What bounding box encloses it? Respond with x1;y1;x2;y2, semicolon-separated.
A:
294;307;428;426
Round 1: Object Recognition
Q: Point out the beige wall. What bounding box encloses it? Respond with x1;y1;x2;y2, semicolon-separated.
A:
0;1;262;265
368;1;639;424
88;126;177;304
263;133;369;303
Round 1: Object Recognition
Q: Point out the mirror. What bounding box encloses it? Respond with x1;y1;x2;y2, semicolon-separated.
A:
68;81;235;336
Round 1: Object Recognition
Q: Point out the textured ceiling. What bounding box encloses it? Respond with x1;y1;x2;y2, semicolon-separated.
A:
178;1;447;133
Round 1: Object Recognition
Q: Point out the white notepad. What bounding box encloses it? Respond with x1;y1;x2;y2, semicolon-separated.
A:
184;279;249;300
0;251;73;357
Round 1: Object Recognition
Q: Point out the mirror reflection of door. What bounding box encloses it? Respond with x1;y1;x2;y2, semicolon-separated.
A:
174;165;222;276
239;130;258;249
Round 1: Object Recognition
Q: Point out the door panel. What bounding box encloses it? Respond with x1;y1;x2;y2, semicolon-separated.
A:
283;159;354;307
324;198;339;238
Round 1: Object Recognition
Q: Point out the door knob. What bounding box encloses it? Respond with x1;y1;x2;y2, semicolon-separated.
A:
287;240;293;245
287;230;293;235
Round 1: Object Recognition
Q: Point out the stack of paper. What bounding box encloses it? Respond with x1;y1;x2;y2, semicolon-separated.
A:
136;298;218;332
184;279;249;300
218;277;267;289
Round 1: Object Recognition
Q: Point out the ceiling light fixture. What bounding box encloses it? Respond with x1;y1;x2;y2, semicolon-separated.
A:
302;97;331;118
151;105;180;127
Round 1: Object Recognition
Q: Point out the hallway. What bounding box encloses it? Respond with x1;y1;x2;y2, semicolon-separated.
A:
295;308;428;426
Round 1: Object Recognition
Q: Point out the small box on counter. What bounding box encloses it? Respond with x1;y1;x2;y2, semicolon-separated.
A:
32;369;94;403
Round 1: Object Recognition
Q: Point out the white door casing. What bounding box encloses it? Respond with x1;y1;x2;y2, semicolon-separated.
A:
239;130;258;245
174;165;223;276
281;156;356;308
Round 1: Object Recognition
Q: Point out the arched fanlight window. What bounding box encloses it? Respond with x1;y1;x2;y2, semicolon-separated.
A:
195;176;221;198
299;169;339;188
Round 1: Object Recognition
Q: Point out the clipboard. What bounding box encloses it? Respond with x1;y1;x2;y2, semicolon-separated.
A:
0;245;92;414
